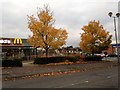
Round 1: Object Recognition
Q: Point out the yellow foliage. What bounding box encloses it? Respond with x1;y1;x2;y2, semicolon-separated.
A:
80;20;112;53
27;5;68;51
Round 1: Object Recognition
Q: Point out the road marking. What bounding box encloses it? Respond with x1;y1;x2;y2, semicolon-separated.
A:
85;80;89;83
56;81;89;88
107;76;111;79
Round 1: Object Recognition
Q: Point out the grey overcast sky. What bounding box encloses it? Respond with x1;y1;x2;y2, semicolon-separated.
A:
1;0;120;47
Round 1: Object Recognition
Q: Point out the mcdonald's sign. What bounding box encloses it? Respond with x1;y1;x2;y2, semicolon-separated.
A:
13;38;22;45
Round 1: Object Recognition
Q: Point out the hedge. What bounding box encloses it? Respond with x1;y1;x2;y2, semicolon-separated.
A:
34;57;65;64
2;59;23;67
107;54;117;57
83;56;102;61
66;56;80;62
34;56;80;64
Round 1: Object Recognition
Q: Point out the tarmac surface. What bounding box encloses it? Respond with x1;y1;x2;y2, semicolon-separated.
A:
2;60;118;80
1;60;119;89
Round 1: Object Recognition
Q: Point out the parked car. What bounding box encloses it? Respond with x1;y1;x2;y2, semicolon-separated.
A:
94;53;106;57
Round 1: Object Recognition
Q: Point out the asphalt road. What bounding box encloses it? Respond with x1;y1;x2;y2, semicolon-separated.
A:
2;66;118;88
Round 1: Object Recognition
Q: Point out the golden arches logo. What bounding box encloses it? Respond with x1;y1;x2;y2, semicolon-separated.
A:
14;38;22;44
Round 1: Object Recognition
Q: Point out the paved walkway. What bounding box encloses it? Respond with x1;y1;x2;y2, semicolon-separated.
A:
2;61;118;81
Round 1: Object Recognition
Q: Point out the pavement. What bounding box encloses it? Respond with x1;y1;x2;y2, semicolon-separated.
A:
2;60;118;81
2;62;119;88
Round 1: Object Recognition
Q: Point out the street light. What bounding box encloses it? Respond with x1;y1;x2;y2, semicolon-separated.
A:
108;12;120;63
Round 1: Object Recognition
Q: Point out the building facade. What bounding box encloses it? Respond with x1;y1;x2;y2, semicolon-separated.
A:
0;38;36;60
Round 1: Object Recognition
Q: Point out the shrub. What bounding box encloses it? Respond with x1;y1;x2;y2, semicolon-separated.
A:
2;59;23;67
67;56;80;62
34;57;66;64
107;54;117;57
34;56;81;64
83;55;102;61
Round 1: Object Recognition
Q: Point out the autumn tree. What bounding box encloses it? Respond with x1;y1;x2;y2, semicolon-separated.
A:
80;20;112;55
27;5;68;57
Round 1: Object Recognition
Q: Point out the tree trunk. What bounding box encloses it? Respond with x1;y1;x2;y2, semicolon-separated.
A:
45;48;49;57
92;52;94;56
35;48;37;58
91;51;94;60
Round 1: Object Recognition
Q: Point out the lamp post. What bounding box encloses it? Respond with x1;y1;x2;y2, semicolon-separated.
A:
108;12;120;63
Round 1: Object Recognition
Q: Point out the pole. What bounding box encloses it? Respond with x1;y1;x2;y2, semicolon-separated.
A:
113;17;119;63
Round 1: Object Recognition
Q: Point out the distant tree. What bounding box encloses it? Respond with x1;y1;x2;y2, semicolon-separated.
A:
27;5;68;57
80;20;112;55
